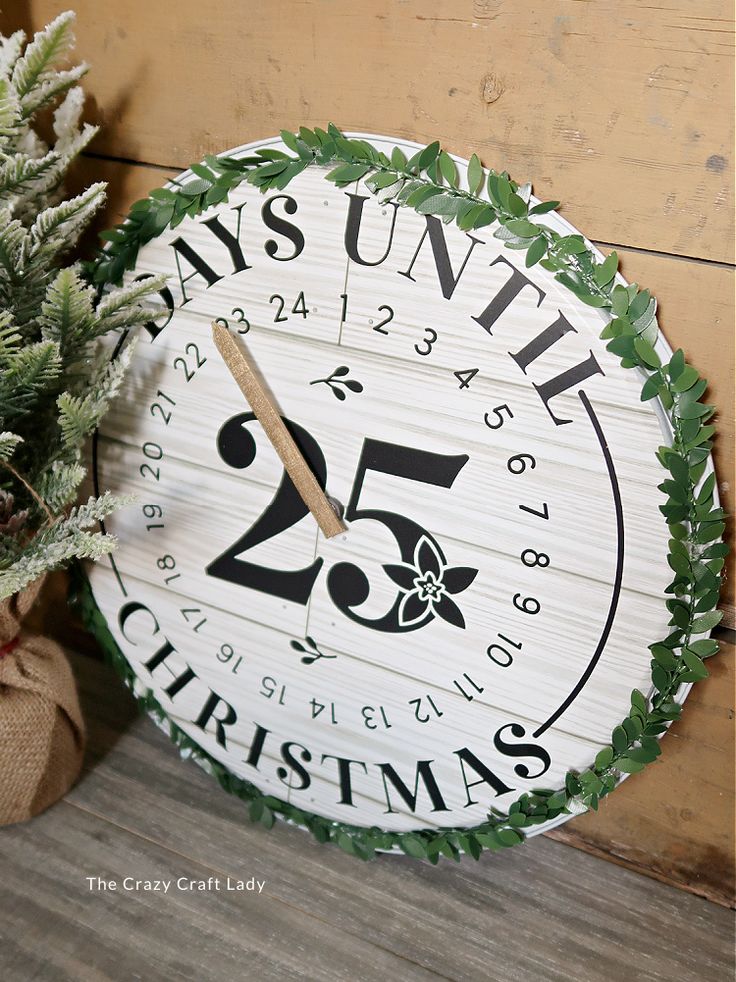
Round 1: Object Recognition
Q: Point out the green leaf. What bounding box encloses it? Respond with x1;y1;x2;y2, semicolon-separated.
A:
634;336;661;368
611;285;630;317
528;199;559;215
628;289;651;321
594;251;618;288
652;664;671;692
640;373;662;401
370;171;402;189
505;218;539;238
616;758;646;774
467;153;483;194
612;725;629;753
631;689;647;713
595;746;614;770
415;194;462;217
189;163;216;184
497;827;523;846
256;148;290;161
556;235;587;255
672;365;699;392
506;192;528;217
399;835;428;859
298;126;319;147
578;293;610;308
405;185;440;208
336;832;355;855
668;348;685;381
391;146;407;170
496;175;513;209
687;639;719;658
525;236;547;268
438;150;458;187
691;610;722;633
469;205;495;229
679;401;713;420
474;831;503;850
696;472;716;505
681;649;709;678
417;141;440;171
607;335;636;359
457;203;488;230
326;163;371;184
623;715;643;740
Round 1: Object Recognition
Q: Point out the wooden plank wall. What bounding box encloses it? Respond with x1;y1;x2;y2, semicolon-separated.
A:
4;1;733;905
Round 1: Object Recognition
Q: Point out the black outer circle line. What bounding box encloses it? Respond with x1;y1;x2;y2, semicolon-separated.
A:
533;389;625;738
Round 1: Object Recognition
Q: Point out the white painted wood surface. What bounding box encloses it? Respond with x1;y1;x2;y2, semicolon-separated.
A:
88;135;679;835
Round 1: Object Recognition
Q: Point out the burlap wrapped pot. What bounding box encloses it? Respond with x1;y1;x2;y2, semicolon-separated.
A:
0;577;85;825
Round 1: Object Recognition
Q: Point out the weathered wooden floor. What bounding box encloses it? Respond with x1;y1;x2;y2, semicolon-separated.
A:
0;651;732;982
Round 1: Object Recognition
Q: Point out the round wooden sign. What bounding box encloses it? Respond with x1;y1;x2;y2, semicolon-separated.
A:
81;128;723;860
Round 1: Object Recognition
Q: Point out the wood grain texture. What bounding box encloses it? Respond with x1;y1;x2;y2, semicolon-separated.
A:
2;0;733;901
6;1;734;261
0;649;731;982
86;138;683;834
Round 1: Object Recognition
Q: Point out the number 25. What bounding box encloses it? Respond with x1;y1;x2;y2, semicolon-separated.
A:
206;416;468;633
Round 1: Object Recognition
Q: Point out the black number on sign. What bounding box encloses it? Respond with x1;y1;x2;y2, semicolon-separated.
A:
414;327;437;355
486;632;523;668
157;554;180;585
453;673;484;701
311;699;338;724
217;644;242;673
373;304;394;335
205;412;326;605
269;294;288;322
484;404;513;430
410;695;443;723
269;292;309;322
454;368;479;389
140;442;163;482
340;293;348;322
362;705;392;730
230;307;250;333
208;421;475;633
507;453;536;474
142;442;163;460
181;607;207;633
150;390;176;425
260;677;286;703
521;549;550;568
142;503;164;532
519;502;549;520
513;593;540;615
327;439;474;633
173;342;206;381
292;291;308;318
213;308;250;334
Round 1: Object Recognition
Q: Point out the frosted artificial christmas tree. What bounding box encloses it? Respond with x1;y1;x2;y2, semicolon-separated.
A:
0;11;163;823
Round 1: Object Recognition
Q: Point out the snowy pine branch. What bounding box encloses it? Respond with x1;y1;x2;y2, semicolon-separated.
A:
0;12;164;590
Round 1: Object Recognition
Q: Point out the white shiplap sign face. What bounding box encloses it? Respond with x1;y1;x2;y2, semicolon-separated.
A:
89;135;675;836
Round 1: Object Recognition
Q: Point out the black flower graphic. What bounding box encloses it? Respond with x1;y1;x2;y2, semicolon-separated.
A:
383;535;477;629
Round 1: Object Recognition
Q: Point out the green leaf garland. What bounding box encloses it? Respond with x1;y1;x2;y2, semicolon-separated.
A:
75;124;727;862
